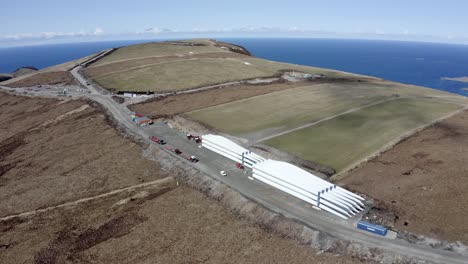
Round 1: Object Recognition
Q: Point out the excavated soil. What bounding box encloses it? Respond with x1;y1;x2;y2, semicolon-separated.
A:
340;110;468;243
4;71;77;87
0;92;368;264
129;81;314;118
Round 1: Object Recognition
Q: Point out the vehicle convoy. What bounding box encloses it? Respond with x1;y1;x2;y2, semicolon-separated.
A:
164;145;198;162
357;221;388;236
149;136;166;145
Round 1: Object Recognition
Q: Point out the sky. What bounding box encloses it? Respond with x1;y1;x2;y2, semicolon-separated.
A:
1;0;468;47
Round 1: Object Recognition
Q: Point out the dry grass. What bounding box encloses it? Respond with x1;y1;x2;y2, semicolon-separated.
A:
187;82;395;135
94;58;277;92
3;71;76;87
0;93;368;264
84;52;247;78
265;98;462;171
91;42;224;67
0;92;163;217
129;81;312;118
340;109;468;243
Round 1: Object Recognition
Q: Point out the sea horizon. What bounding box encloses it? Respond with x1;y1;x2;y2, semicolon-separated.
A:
1;38;467;96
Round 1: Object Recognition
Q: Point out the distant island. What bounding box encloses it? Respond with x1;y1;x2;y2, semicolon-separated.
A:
441;76;468;83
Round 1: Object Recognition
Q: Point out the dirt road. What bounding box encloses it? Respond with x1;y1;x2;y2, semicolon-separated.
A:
69;52;468;263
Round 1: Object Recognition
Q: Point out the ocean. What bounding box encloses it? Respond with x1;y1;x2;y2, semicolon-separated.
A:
1;38;467;96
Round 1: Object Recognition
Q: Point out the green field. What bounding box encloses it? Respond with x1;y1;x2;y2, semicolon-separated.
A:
187;82;397;135
264;98;462;172
91;42;224;66
94;58;278;92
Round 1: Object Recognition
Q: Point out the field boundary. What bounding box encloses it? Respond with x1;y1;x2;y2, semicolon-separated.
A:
89;46;228;68
332;106;468;181
254;96;399;144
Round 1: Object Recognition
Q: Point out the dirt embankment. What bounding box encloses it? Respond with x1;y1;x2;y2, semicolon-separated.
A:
3;71;77;88
0;93;371;264
340;109;468;243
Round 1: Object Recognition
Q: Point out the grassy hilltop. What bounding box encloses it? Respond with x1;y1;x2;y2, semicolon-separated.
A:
84;39;468;173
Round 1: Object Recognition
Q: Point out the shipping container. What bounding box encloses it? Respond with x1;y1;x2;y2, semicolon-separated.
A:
357;221;387;236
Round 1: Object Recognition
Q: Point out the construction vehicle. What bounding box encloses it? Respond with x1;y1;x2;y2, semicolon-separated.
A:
235;163;245;169
174;149;182;155
149;136;166;145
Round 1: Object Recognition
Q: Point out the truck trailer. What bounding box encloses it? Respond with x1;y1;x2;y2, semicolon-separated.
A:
180;153;199;163
357;221;387;236
149;136;166;145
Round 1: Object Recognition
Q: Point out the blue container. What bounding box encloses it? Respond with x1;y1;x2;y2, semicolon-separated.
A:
357;221;387;236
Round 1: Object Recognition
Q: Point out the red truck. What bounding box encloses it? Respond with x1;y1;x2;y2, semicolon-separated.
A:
187;134;202;143
149;136;166;145
165;145;182;155
236;163;245;169
180;153;199;163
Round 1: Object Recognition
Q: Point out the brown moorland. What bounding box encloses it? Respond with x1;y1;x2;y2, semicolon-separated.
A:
0;92;369;264
340;110;468;243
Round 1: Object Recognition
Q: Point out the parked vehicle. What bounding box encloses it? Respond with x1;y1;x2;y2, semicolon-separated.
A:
180;153;199;162
187;134;202;143
149;136;166;145
133;116;153;126
357;221;387;236
174;149;182;155
220;171;227;176
235;163;244;169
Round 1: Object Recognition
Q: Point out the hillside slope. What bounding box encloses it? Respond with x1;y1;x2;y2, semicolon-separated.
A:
0;92;368;264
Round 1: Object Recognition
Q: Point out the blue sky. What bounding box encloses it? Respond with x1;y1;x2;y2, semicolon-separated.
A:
1;0;467;47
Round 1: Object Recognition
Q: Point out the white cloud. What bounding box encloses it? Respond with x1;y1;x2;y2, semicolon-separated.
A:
93;27;104;35
0;27;105;40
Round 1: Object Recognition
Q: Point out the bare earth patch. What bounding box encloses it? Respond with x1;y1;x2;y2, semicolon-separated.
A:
339;110;468;243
